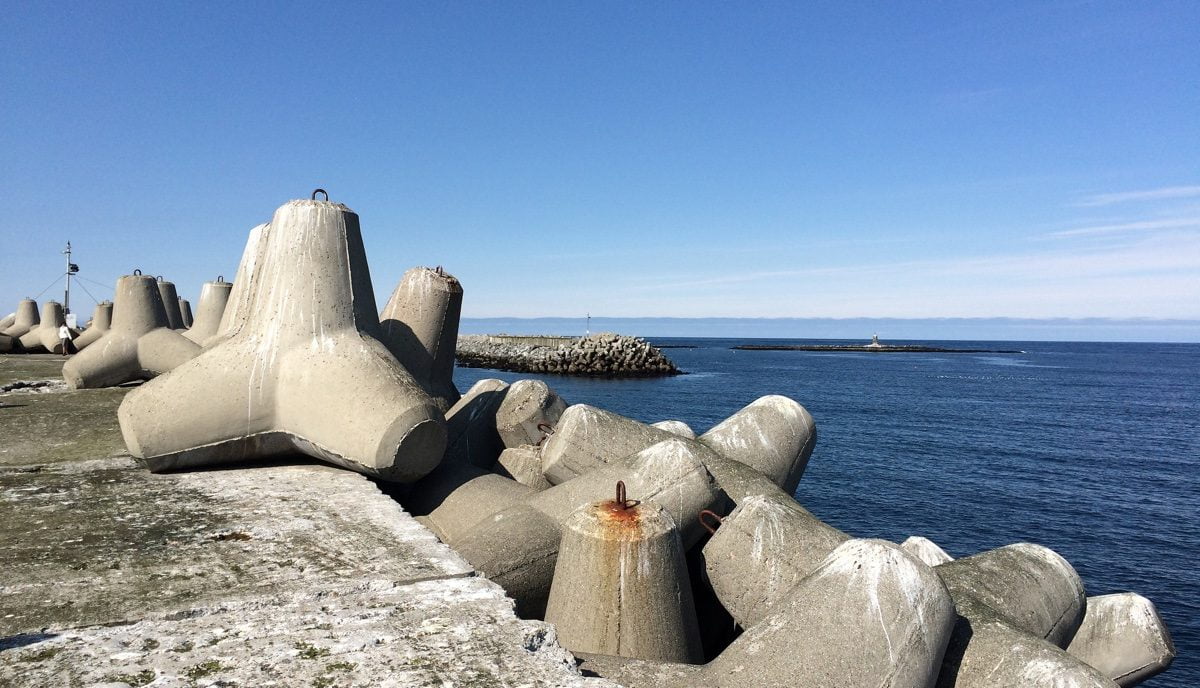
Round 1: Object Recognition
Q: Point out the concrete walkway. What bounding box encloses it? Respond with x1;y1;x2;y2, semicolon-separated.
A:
0;355;612;687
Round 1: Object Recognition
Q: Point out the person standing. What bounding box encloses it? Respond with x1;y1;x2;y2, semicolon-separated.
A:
58;323;72;356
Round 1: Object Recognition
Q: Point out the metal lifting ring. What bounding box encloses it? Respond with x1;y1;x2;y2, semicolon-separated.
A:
217;275;225;282
616;481;630;510
156;275;164;281
435;265;445;276
311;188;329;201
133;269;142;276
698;509;724;535
534;422;555;447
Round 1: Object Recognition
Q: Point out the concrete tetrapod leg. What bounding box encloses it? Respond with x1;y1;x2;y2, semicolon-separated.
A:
209;222;270;348
540;404;676;484
62;275;200;389
1066;593;1175;686
117;197;447;483
0;313;14;331
495;379;568;449
401;379;511;516
451;438;720;618
177;298;193;328
698;395;817;494
496;445;553;490
421;472;534;542
155;277;185;330
935;542;1086;647
700;539;957;688
182;278;233;344
18;301;68;354
545;497;703;663
903;535;955;566
72;301;113;350
0;334;12;353
379;266;463;412
651;420;696;439
701;492;849;629
937;595;1119;688
0;299;39;338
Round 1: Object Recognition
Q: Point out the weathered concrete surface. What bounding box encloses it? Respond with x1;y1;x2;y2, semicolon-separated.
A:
379;266;464;412
177;296;193;328
698;395;817;495
0;355;130;466
156;277;186;330
118;199;446;483
495;379;568;449
62;274;200;389
650;420;695;439
72;301;113;350
0;451;614;687
181;278;232;345
0;334;12;354
701;492;849;628
541;404;676;484
903;535;955;566
0;299;39;338
497;445;553;490
211;223;269;348
1066;593;1176;686
0;313;14;331
17;301;68;354
546;500;702;663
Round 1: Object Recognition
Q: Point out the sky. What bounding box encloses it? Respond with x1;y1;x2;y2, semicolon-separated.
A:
2;2;1198;340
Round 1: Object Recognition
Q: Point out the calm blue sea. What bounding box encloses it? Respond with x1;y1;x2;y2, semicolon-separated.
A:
454;338;1199;687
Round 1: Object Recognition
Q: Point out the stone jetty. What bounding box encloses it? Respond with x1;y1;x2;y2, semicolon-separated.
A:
0;190;1177;687
457;333;681;377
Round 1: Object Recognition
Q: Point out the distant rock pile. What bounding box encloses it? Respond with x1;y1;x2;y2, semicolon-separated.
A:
456;333;681;377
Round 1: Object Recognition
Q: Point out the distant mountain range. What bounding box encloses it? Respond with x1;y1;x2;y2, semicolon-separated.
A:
459;317;1200;343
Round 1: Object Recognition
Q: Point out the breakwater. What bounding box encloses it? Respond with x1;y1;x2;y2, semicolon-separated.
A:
733;343;1025;353
456;333;681;377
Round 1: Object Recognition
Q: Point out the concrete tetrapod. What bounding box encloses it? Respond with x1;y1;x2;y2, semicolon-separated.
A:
379;266;463;411
401;379;513;516
496;445;553;490
0;299;39;338
903;535;955;566
72;301;113;350
0;313;14;331
933;543;1118;687
579;539;957;688
117;198;447;483
495;379;568;449
155;277;186;330
546;497;703;663
18;301;69;353
650;420;696;439
210;222;269;348
61;275;201;389
1066;593;1175;686
182;278;233;344
701;492;850;628
541;404;677;484
178;298;193;328
451;438;719;618
698;395;817;494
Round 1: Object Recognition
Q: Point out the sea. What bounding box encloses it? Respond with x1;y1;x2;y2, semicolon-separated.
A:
453;338;1198;687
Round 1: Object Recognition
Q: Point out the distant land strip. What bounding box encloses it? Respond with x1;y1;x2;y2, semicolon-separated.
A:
732;344;1025;354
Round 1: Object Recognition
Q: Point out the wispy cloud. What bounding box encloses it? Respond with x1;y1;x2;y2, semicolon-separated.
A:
1075;185;1200;207
1047;217;1200;238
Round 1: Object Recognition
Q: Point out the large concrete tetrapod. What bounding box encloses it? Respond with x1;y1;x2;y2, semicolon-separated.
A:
1066;593;1175;686
698;395;817;494
18;301;69;353
62;274;201;388
0;299;39;338
546;497;703;663
540;404;677;484
182;277;233;344
72;301;114;350
156;277;186;330
496;379;568;449
379;265;463;411
178;297;193;328
702;492;849;628
117;198;447;483
209;222;270;347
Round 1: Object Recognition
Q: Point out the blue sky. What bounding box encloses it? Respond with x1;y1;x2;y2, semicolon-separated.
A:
2;2;1197;337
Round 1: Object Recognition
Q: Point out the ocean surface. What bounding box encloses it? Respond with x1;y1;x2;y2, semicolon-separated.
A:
454;338;1198;687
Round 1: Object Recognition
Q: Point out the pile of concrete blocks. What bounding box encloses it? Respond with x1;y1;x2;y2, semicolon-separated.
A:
88;192;1173;687
456;333;681;377
402;382;1176;687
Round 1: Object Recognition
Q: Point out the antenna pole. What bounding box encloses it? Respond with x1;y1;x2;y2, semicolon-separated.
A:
62;241;72;314
586;312;590;336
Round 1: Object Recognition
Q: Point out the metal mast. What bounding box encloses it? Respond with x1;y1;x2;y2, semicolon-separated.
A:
62;241;72;314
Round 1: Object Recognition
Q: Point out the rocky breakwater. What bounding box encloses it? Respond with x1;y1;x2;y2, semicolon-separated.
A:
457;333;681;377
